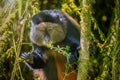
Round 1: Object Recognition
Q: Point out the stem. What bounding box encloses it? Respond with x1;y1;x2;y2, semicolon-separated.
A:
77;0;92;80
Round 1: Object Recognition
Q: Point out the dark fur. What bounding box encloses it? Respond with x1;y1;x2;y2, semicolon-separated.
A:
21;10;80;80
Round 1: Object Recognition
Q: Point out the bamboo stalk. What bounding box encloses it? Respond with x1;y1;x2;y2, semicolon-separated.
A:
112;0;120;79
77;0;92;80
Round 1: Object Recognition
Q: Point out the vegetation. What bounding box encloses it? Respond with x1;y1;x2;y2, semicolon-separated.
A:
0;0;120;80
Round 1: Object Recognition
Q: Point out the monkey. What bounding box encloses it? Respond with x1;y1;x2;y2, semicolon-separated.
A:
21;10;80;80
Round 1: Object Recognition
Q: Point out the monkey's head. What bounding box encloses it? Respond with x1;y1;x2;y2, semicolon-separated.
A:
30;22;67;46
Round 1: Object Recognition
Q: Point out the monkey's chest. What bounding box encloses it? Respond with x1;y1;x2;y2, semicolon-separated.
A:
44;50;77;80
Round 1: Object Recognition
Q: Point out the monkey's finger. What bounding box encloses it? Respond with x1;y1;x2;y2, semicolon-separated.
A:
21;52;29;59
67;52;78;64
34;48;41;54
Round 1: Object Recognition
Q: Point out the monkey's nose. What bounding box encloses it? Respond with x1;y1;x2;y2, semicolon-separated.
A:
43;36;50;45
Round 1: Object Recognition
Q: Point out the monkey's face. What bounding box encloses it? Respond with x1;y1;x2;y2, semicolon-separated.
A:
30;22;66;46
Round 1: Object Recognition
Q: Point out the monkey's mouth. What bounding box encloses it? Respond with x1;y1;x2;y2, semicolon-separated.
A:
42;40;53;46
43;36;50;44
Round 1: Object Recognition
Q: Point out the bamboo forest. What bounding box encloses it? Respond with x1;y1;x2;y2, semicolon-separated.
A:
0;0;120;80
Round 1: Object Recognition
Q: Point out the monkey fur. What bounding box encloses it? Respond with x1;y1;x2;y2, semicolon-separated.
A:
21;10;80;80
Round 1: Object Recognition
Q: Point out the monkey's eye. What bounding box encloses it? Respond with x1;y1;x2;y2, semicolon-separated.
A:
47;28;53;31
39;29;45;32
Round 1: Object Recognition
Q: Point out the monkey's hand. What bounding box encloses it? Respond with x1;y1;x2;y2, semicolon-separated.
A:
21;48;47;70
67;46;80;65
21;52;34;71
67;52;78;65
21;52;33;63
21;52;30;59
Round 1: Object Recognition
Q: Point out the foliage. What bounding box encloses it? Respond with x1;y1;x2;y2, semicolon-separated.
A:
0;0;39;80
77;0;93;80
47;43;70;57
0;0;120;80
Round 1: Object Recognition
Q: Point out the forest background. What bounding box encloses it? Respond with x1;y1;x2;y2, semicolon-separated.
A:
0;0;120;80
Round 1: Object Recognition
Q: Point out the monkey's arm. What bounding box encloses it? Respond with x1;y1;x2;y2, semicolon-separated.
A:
63;36;80;64
21;47;46;69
